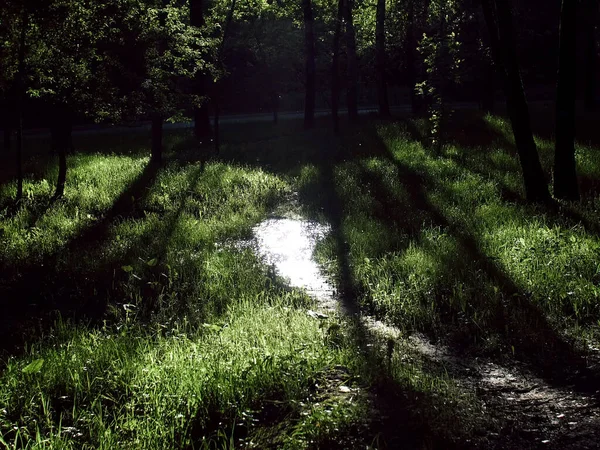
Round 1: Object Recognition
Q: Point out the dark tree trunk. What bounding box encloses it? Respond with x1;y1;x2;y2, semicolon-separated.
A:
16;112;23;200
272;91;279;124
331;0;344;134
15;9;27;201
481;0;550;203
481;61;496;113
190;0;205;27
214;98;220;153
52;110;72;199
190;0;212;140
151;115;163;163
554;0;579;200
406;0;424;114
344;0;359;122
194;84;213;140
584;0;598;112
3;127;10;152
376;0;390;117
303;0;316;129
212;0;236;153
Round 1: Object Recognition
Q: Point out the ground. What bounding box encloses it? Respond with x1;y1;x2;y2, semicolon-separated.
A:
0;112;599;448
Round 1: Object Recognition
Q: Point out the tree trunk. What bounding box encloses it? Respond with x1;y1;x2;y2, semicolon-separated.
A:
15;9;27;201
151;114;163;163
406;0;424;114
52;110;72;199
332;0;344;134
584;0;598;112
194;84;213;140
16;112;23;200
481;61;496;113
344;0;359;122
376;0;390;117
190;0;205;27
481;0;550;203
190;0;212;140
272;91;279;124
554;0;579;200
214;98;220;153
303;0;316;129
3;127;10;152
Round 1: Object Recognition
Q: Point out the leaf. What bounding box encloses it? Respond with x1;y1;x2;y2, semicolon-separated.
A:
147;258;158;267
22;359;44;374
122;265;134;273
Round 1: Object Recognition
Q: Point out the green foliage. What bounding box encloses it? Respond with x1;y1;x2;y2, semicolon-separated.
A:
416;0;465;148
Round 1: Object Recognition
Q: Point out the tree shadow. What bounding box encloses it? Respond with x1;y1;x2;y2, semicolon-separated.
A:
358;124;600;393
0;157;164;360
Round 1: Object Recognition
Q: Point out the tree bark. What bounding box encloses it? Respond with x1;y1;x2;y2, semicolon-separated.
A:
151;114;163;163
584;0;598;112
3;127;10;152
214;98;220;153
272;91;279;124
15;9;27;201
376;0;390;117
481;61;496;113
303;0;316;129
52;109;72;199
344;0;359;122
190;0;205;27
554;0;579;200
332;0;344;134
481;0;550;203
190;0;212;139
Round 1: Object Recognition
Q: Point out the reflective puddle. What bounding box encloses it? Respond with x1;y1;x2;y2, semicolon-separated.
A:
253;218;336;308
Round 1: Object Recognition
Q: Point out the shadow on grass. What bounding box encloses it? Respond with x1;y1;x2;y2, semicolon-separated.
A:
0;158;164;360
358;124;598;391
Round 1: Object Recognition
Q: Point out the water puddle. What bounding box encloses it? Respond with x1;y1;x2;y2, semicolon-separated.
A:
252;218;337;310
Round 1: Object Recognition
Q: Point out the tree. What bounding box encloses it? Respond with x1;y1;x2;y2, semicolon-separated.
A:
553;0;579;200
343;0;359;122
302;0;316;129
375;0;390;117
15;6;26;200
190;0;213;139
481;0;550;202
584;0;598;112
331;0;344;133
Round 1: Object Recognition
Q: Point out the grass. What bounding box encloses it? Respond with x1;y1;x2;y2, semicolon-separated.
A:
1;112;599;448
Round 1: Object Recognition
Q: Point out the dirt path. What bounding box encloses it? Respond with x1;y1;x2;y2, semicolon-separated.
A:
251;214;600;449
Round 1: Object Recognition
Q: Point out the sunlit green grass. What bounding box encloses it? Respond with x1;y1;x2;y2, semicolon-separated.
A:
313;118;600;351
2;114;600;448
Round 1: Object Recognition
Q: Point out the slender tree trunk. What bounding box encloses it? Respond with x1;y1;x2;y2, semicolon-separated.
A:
376;0;390;117
52;109;72;199
332;0;344;134
212;0;236;154
303;0;316;129
15;9;27;201
481;61;496;112
584;0;598;112
344;0;359;122
3;127;10;152
190;0;212;139
481;0;550;202
16;111;23;200
272;91;279;124
214;98;220;153
151;114;163;163
406;0;420;114
190;0;205;26
554;0;579;200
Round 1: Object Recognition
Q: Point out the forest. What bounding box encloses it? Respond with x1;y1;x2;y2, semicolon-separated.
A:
1;0;600;448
